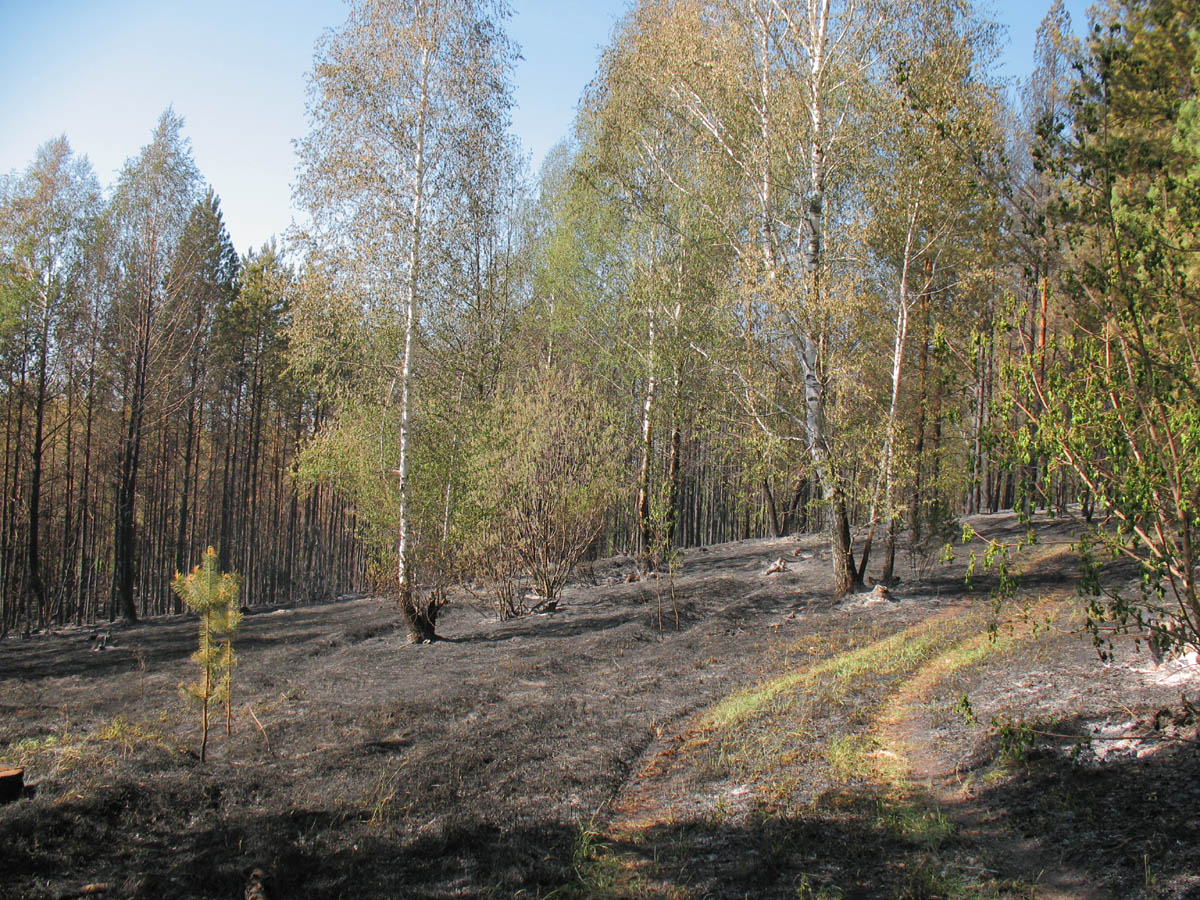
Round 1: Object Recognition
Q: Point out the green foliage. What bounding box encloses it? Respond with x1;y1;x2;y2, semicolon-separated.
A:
463;367;627;608
1009;0;1200;656
292;403;402;583
288;264;439;597
0;261;27;366
990;714;1038;765
214;240;288;388
171;547;242;762
955;693;979;727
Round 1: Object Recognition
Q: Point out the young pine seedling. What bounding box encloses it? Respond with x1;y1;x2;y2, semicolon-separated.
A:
171;547;242;762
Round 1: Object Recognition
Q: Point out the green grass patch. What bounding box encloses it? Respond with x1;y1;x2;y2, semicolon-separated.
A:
825;733;881;781
700;618;969;736
540;822;676;900
699;616;979;786
875;795;955;850
2;714;173;782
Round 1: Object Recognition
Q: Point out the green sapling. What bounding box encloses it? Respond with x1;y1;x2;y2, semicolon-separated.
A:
171;547;242;761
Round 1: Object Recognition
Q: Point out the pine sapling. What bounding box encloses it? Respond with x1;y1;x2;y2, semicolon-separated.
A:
171;547;242;762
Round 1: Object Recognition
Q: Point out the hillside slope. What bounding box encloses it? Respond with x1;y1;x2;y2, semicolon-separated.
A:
1;512;1196;899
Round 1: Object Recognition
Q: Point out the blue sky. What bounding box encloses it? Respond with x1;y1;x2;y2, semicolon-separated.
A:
0;0;1090;255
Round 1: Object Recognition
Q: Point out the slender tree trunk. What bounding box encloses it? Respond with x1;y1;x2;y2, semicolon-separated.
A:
3;345;29;635
112;345;148;623
174;383;198;612
881;516;897;585
218;393;237;571
666;414;682;548
799;331;860;595
910;267;933;539
800;0;858;596
878;250;920;555
970;301;993;515
763;479;782;538
24;315;51;631
396;41;436;643
245;364;265;605
858;210;920;583
635;315;657;562
76;335;98;624
57;357;76;626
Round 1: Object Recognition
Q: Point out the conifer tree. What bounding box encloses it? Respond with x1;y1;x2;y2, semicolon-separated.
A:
168;191;237;603
172;547;242;762
108;109;200;622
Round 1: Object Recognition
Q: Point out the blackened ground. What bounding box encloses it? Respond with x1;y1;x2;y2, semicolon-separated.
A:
0;513;1196;899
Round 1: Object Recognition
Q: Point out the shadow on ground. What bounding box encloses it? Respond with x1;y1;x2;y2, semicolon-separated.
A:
589;735;1200;900
2;763;580;900
968;723;1200;899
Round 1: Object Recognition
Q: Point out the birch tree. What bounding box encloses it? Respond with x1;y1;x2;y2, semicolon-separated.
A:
602;0;910;595
295;0;515;642
855;2;1005;583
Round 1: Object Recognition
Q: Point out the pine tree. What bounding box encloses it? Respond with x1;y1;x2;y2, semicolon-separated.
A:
172;547;242;762
108;109;200;622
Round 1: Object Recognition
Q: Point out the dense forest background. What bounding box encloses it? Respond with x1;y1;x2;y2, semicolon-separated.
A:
1;0;1195;651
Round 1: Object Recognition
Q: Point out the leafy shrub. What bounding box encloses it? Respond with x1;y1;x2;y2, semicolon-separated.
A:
464;368;627;611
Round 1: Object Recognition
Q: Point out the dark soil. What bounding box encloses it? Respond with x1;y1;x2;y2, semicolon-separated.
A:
1;513;1197;899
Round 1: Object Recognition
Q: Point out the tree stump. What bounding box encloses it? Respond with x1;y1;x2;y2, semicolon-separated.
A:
0;767;24;803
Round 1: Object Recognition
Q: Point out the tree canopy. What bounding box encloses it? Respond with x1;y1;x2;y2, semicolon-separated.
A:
1;0;1197;659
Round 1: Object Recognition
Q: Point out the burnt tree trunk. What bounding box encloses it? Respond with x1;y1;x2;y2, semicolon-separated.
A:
112;347;148;624
399;585;440;644
23;321;50;632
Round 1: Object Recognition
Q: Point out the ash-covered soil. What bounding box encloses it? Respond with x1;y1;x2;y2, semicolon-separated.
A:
1;513;1197;899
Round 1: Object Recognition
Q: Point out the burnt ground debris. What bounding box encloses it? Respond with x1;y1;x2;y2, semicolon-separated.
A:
1;512;1197;899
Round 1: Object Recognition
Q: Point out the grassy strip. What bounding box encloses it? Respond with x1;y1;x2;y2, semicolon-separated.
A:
699;612;982;788
700;614;969;733
810;603;1074;899
569;564;1078;899
581;601;1069;898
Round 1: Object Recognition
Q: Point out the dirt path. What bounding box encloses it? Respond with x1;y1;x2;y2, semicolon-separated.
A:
584;540;1200;900
872;608;1104;900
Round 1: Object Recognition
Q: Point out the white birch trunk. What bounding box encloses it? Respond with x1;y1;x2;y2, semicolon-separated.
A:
397;41;430;626
881;267;910;515
636;313;657;559
858;197;920;580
